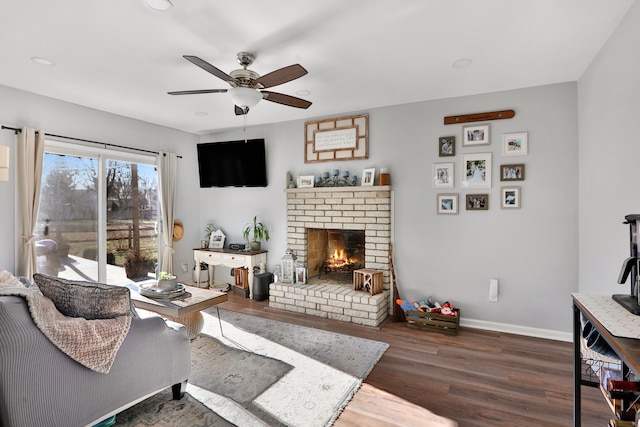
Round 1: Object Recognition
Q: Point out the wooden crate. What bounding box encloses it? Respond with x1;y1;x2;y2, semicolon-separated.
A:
353;269;383;295
404;309;460;335
234;267;249;289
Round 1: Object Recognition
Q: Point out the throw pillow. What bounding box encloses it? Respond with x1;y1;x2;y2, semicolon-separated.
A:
33;273;135;319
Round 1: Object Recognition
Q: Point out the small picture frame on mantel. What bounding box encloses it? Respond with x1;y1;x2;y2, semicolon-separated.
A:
362;168;375;186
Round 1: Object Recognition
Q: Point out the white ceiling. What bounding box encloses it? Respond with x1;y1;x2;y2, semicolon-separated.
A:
0;0;635;135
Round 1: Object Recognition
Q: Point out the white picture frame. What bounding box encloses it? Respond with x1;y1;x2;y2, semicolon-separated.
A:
462;124;490;146
209;228;226;249
433;162;454;188
502;132;528;156
361;168;375;186
437;194;458;214
461;153;492;188
297;175;315;188
501;186;521;209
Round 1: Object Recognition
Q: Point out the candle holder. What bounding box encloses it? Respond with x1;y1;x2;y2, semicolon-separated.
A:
317;170;357;187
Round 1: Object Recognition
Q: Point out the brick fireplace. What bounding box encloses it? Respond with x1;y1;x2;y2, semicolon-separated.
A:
269;186;392;327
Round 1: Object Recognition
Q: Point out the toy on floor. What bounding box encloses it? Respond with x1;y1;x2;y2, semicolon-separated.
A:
395;298;457;317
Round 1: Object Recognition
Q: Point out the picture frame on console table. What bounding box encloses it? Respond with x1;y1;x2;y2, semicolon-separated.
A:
209;229;226;249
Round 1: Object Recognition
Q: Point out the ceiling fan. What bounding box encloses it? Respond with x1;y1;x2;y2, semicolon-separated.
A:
168;52;312;115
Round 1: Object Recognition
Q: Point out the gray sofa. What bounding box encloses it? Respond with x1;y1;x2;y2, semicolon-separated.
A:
0;293;191;427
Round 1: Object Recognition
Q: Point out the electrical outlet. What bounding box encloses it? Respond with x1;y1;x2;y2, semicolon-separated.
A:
489;278;498;302
180;262;188;273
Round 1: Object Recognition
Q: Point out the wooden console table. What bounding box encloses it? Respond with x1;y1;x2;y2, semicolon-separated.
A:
572;294;640;426
193;248;267;299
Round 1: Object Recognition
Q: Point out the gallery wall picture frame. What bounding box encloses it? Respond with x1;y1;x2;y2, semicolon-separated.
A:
502;132;528;156
439;136;456;157
297;175;315;188
501;186;521;209
461;152;492;188
362;168;376;186
466;194;489;211
433;162;454;188
462;123;490;146
437;194;458;214
500;164;525;181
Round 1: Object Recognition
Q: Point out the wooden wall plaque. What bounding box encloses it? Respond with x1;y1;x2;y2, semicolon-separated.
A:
444;110;515;125
304;114;368;163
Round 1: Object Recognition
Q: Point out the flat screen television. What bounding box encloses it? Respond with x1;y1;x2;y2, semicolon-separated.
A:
197;138;268;187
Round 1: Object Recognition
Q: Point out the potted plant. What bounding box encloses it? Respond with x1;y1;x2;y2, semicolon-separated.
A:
157;271;177;291
243;215;270;251
202;223;217;248
124;252;154;281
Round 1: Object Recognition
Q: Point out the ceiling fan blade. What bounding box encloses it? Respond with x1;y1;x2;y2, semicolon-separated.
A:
256;64;308;89
235;105;248;115
262;91;312;109
167;89;228;95
183;55;238;85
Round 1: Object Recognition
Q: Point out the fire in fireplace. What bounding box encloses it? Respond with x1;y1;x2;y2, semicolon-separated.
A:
307;228;364;284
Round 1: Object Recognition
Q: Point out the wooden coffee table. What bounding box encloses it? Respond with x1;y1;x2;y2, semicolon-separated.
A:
129;283;227;340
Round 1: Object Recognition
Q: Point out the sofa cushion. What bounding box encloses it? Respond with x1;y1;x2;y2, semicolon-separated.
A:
33;273;134;320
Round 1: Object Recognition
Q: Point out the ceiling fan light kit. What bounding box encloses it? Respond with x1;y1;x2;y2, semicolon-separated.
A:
229;87;263;109
168;52;312;115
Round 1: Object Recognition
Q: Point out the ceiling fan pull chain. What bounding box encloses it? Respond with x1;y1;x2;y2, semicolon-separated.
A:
243;111;248;143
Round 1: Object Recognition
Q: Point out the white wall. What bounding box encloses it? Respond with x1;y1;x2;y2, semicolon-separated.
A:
0;84;200;280
578;1;640;296
201;82;580;333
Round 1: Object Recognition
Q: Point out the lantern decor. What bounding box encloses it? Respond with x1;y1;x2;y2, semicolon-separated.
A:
281;248;297;283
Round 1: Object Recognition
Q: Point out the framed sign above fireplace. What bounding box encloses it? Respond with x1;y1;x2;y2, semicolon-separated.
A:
304;114;369;163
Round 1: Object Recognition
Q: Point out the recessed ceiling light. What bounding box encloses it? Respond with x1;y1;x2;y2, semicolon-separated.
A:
195;112;208;116
31;57;55;66
144;0;173;11
296;90;311;97
452;58;472;68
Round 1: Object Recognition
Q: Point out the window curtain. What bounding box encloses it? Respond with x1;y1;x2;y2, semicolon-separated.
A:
16;127;45;279
157;152;177;274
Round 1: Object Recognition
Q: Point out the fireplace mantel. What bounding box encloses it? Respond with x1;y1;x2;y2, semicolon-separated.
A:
285;185;391;195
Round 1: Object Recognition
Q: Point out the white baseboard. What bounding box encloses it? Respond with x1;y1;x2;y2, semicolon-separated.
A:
461;318;572;343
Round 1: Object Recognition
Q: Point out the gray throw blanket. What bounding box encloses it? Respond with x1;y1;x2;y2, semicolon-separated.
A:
0;284;131;373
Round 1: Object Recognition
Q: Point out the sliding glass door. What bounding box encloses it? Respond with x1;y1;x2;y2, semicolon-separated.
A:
36;141;159;284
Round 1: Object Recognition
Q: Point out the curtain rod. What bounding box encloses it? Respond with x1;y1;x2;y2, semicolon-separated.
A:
1;125;182;158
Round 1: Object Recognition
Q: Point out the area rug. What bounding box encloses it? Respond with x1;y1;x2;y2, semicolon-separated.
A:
115;308;389;427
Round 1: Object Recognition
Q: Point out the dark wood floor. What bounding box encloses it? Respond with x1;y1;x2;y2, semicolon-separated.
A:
220;293;612;427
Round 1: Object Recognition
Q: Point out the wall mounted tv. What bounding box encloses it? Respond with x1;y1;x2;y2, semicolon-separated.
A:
197;138;268;188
